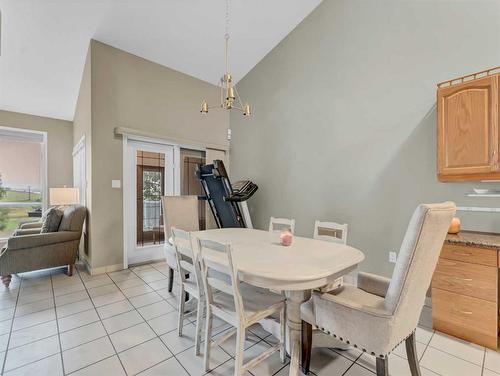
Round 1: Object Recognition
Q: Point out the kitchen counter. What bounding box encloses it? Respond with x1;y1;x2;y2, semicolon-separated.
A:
446;230;500;250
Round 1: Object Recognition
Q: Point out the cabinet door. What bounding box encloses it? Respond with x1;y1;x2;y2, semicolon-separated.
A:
437;75;499;179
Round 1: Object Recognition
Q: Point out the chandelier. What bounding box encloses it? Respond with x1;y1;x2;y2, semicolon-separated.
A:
201;0;251;116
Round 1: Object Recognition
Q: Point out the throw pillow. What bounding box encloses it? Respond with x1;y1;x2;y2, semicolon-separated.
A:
41;207;63;233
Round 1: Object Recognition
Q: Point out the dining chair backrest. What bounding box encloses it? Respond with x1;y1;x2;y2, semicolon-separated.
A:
162;196;199;239
269;217;295;234
385;202;455;334
313;220;348;244
171;227;203;294
196;238;244;318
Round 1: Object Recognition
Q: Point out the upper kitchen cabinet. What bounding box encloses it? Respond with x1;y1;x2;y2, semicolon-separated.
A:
437;67;499;182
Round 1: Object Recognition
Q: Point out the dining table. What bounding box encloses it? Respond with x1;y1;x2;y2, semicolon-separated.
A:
191;227;365;376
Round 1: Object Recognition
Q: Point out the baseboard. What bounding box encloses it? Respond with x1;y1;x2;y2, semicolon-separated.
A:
89;263;123;276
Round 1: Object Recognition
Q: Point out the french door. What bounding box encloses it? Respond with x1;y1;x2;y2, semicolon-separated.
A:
125;140;174;265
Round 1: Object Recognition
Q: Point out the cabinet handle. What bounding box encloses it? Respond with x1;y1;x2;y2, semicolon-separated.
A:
453;277;473;282
458;310;473;315
452;251;472;256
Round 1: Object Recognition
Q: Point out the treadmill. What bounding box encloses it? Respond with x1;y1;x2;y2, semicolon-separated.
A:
196;160;258;228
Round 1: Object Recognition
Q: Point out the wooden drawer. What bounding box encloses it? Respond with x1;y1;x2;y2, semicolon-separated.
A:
432;258;497;302
441;243;498;267
432;288;498;349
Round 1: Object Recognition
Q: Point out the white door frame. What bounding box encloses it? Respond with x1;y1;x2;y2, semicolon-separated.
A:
123;136;173;268
122;134;207;269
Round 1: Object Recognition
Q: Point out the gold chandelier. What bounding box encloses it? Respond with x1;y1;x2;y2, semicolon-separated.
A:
201;0;251;116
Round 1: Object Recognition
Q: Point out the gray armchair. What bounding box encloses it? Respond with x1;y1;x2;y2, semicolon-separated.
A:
300;202;456;376
0;205;86;287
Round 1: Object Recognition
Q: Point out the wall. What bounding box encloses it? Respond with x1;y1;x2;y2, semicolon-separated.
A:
230;0;500;277
89;40;229;270
0;110;73;191
73;45;92;263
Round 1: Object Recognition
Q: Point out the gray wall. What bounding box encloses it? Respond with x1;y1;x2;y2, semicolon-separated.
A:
89;40;229;269
230;0;500;277
0;110;73;191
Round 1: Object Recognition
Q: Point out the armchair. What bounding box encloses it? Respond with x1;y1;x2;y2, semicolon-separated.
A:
0;205;86;287
300;202;456;376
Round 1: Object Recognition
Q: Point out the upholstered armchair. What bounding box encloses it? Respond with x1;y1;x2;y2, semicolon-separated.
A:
161;196;200;292
0;205;86;287
300;202;456;376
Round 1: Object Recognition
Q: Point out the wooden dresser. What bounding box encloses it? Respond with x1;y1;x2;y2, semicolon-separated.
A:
432;231;500;349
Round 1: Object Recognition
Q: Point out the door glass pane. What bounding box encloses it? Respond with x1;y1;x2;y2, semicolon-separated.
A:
180;149;206;230
136;150;165;246
0;131;44;240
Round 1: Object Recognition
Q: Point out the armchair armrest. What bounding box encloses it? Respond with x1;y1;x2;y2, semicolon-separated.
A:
7;231;80;250
357;271;391;298
14;228;41;236
19;222;42;230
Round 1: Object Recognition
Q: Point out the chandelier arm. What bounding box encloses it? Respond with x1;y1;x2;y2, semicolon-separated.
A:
234;85;245;108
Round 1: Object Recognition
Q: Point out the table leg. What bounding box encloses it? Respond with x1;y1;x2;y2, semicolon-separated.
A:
285;290;308;376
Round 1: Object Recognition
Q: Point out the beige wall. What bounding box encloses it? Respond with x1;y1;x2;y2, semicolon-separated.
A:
88;40;229;269
0;110;73;191
73;45;92;263
230;0;500;277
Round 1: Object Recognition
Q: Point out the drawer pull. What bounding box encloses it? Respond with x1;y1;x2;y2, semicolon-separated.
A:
458;310;473;315
452;251;473;256
453;277;473;282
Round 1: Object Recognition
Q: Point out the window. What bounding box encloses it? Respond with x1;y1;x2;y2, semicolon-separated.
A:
0;127;46;240
136;150;165;246
180;148;206;230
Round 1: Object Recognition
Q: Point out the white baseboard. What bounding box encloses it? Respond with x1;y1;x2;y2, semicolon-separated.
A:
89;263;124;276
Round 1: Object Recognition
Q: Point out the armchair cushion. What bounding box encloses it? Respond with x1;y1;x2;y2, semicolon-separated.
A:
357;271;391;298
40;207;63;233
7;231;80;250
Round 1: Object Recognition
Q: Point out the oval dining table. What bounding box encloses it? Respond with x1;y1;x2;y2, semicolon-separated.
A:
191;227;365;376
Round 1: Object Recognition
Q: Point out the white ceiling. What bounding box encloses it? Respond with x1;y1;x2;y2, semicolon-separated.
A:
0;0;322;121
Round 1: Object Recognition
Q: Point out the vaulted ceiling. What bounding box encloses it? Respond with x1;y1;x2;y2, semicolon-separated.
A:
0;0;322;120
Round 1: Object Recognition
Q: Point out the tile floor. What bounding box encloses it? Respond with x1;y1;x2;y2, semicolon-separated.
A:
0;261;499;375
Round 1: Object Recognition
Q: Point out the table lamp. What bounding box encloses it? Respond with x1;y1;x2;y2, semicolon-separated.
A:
49;187;79;207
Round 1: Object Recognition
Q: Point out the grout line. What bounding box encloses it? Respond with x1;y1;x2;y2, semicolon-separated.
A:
49;272;66;375
481;347;486;376
74;266;128;376
0;275;22;375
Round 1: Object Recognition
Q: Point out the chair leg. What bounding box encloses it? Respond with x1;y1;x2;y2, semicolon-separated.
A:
168;267;174;292
194;297;204;355
405;332;422;376
67;264;74;276
279;306;286;364
1;275;11;288
203;307;213;372
177;287;186;336
301;320;312;374
376;357;389;376
234;326;246;376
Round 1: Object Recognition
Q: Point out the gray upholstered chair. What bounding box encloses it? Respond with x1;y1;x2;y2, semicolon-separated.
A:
300;202;456;376
161;196;200;292
0;205;86;287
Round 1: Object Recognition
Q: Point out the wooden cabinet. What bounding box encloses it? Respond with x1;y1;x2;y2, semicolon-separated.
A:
437;67;500;181
432;241;499;349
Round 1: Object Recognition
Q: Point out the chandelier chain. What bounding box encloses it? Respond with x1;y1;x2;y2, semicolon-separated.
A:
225;0;230;40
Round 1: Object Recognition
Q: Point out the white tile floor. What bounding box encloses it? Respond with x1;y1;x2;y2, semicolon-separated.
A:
0;261;499;375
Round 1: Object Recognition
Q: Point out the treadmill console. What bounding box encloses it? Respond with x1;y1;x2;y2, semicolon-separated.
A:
227;180;258;202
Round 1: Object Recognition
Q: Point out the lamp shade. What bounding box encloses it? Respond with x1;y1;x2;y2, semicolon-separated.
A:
50;187;79;206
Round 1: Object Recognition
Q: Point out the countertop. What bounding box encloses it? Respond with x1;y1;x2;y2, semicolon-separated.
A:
446;230;500;250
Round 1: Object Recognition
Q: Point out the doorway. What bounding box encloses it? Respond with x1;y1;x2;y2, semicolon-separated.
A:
125;140;174;265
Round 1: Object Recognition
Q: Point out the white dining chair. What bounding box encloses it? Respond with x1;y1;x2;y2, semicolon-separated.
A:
196;237;286;375
161;195;200;292
301;202;456;376
313;220;349;292
313;220;348;244
269;217;295;234
171;227;205;355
